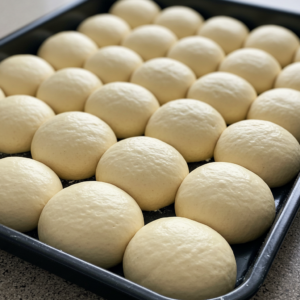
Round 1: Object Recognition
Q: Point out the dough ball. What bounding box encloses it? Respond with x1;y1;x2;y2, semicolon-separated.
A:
85;82;159;138
175;162;275;244
214;120;300;187
38;31;98;70
36;68;102;114
0;157;62;232
31;112;117;180
131;58;196;105
123;217;236;300
294;46;300;62
145;99;226;162
187;72;257;124
122;25;177;61
275;62;300;92
167;36;224;77
110;0;161;28
96;137;189;211
0;95;55;154
247;88;300;142
154;6;204;39
38;181;143;268
0;55;54;96
244;25;299;67
84;46;143;83
0;88;5;100
78;14;130;47
198;16;249;54
219;48;281;94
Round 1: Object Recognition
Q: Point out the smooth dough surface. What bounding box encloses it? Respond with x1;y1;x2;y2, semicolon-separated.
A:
187;72;257;124
244;25;299;67
219;48;281;94
84;46;143;83
275;62;300;92
31;112;117;180
123;217;237;300
78;14;130;47
131;58;196;105
214;120;300;187
175;162;275;244
0;96;55;154
122;25;177;61
0;88;5;100
96;137;189;211
198;16;249;54
85;82;159;138
0;55;54;96
154;6;204;38
294;46;300;62
247;88;300;142
0;157;62;232
38;31;98;70
38;181;144;268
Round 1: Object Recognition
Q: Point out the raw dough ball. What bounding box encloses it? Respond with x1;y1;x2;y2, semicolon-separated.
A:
0;157;62;232
247;88;300;142
78;14;130;47
84;46;143;83
154;6;204;39
131;58;196;105
187;72;257;124
145;99;226;162
294;46;300;62
123;217;236;300
198;16;249;54
219;48;281;94
275;62;300;91
85;82;159;138
122;25;177;61
31;112;117;180
0;55;54;96
0;96;54;154
0;88;5;100
244;25;299;67
38;181;144;268
110;0;161;28
96;137;189;211
167;36;224;77
175;162;275;244
36;68;102;114
38;31;98;70
214;120;300;187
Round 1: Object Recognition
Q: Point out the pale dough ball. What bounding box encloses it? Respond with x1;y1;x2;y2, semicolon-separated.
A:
77;14;130;47
154;6;204;39
145;99;226;162
38;31;98;70
31;112;117;180
187;72;257;124
167;36;224;77
247;88;300;142
96;137;189;211
175;162;275;244
244;25;300;67
198;16;249;54
38;181;143;268
37;68;102;114
123;217;236;300
84;46;143;83
0;55;54;96
0;96;55;154
85;82;159;138
219;48;281;94
275;62;300;92
131;58;196;105
0;157;62;232
294;46;300;62
110;0;161;28
0;88;5;100
122;25;177;61
214;120;300;187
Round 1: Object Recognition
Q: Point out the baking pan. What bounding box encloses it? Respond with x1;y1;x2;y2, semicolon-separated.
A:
1;1;300;299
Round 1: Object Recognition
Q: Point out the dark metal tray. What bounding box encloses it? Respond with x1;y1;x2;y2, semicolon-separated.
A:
1;1;300;299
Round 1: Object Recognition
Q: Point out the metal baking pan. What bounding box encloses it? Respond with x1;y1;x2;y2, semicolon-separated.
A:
1;1;300;299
